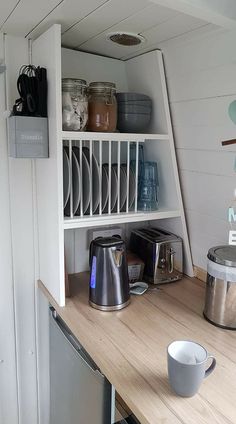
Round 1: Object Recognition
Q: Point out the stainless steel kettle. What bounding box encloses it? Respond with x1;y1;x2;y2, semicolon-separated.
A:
89;236;130;311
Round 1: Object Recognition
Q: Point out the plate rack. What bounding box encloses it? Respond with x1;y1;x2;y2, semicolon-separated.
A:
62;133;146;220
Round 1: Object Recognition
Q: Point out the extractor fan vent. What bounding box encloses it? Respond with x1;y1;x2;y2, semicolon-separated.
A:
107;32;145;46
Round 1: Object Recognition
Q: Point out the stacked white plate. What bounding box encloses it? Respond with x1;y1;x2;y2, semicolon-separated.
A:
63;147;136;216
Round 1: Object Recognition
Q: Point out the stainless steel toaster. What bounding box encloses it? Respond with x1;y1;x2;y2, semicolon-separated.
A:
129;228;183;284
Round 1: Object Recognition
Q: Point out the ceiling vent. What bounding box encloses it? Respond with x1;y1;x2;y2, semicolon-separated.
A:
107;32;145;46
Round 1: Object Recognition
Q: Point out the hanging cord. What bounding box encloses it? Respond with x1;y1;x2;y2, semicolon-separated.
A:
12;64;47;117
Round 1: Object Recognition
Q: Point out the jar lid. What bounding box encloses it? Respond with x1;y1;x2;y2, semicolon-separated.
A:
208;245;236;267
88;81;116;92
62;78;87;88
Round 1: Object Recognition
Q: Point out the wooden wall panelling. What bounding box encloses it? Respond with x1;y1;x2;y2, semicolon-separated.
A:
0;32;19;424
177;149;236;177
180;171;235;221
164;29;236;101
5;35;39;424
162;28;236;270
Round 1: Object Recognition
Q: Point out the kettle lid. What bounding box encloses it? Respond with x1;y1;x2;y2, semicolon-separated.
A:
93;236;124;248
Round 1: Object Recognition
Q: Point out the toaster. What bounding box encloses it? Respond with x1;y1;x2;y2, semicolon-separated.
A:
129;228;183;284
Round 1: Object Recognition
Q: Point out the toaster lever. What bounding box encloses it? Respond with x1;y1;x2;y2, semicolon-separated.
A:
168;248;175;273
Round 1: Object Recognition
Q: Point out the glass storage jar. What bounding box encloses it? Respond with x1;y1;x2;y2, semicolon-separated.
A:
87;82;117;132
62;78;88;131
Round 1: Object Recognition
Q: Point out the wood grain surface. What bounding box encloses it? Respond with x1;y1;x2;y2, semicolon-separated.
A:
39;274;236;424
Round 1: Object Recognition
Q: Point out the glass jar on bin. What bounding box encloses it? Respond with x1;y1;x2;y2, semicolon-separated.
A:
62;78;88;131
87;82;117;132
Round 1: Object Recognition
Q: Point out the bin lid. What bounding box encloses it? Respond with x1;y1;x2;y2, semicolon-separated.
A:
208;245;236;267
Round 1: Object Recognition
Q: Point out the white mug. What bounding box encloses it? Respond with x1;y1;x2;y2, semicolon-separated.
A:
167;340;216;397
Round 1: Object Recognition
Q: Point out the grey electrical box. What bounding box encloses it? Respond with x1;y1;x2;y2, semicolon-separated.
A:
8;116;49;158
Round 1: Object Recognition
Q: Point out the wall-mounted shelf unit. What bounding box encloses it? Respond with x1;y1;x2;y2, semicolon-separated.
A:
33;24;193;307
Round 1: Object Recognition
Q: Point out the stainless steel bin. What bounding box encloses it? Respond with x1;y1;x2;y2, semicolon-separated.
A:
203;245;236;329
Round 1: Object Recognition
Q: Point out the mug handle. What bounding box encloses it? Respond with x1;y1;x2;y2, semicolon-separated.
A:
204;355;216;378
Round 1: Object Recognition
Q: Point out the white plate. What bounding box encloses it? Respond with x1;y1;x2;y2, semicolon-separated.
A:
113;164;127;211
73;146;91;214
72;149;81;215
63;147;70;210
82;152;91;214
129;167;136;209
121;164;136;209
83;147;100;213
111;165;118;212
64;149;81;216
102;165;109;212
103;164;118;212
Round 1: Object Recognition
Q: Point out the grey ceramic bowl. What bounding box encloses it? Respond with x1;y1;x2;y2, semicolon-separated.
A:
118;99;152;106
117;112;151;133
118;104;152;114
116;92;151;102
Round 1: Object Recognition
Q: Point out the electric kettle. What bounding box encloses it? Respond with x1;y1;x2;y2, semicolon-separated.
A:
89;236;130;311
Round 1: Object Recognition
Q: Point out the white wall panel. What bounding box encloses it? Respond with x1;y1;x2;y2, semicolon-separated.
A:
0;32;18;424
164;28;236;101
180;170;235;221
177;149;236;177
163;29;236;270
62;47;128;91
173;123;236;152
5;35;38;424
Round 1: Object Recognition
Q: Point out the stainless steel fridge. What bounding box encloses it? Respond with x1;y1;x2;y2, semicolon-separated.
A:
49;308;112;424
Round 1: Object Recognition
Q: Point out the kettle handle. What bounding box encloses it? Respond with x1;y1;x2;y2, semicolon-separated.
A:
89;242;93;267
89;237;103;267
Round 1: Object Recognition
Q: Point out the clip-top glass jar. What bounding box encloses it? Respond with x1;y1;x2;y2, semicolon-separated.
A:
62;78;88;131
87;82;117;132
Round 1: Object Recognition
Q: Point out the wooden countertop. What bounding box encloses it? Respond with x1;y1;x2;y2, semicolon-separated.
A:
39;274;236;424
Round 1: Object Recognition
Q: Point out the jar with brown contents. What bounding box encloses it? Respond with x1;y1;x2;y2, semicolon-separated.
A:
87;82;117;132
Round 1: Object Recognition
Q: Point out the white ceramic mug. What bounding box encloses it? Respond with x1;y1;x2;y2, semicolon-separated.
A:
167;340;216;397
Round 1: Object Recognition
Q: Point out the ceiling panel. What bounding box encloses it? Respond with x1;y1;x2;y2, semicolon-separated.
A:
77;3;178;49
1;0;62;35
0;0;19;28
61;0;150;48
78;12;208;59
27;0;109;39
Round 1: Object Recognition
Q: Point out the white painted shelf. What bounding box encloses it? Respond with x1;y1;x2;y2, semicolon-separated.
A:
33;24;193;307
62;131;169;142
63;209;181;229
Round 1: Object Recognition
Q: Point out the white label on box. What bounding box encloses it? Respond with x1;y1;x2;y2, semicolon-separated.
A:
128;264;141;282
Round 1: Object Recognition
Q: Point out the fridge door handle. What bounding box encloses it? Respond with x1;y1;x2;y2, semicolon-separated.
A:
50;308;101;374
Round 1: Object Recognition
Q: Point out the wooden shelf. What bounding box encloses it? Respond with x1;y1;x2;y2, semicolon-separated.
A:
63;208;181;229
62;131;169;142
